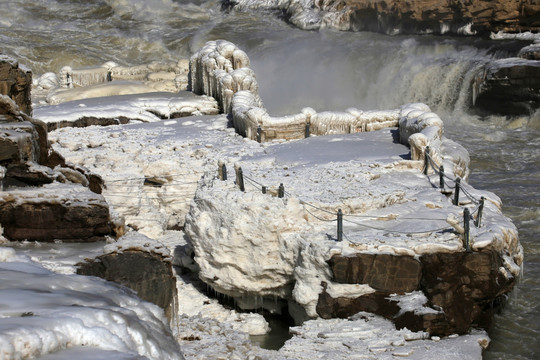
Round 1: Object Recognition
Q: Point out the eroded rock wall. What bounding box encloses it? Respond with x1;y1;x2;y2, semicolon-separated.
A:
319;249;518;336
343;0;540;35
77;233;178;321
0;56;32;116
230;0;540;35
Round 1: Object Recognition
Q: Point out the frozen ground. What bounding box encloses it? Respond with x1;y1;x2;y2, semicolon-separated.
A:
1;90;512;358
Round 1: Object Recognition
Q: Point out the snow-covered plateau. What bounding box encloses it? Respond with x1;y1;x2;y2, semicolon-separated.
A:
0;40;524;359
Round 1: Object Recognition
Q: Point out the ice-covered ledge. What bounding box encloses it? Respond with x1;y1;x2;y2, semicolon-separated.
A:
184;125;522;335
190;40;469;179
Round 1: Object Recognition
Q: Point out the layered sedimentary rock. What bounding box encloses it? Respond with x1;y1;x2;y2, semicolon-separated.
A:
319;249;517;336
77;233;177;321
473;58;540;115
228;0;540;35
0;55;32;116
0;183;112;242
0;63;113;242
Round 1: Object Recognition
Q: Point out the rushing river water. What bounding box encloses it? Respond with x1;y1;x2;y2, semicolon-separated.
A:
2;0;539;358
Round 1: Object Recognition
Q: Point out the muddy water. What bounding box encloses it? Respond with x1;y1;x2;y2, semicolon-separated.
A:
1;1;538;358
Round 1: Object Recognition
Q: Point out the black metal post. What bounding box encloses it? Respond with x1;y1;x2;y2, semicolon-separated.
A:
257;125;262;143
475;196;485;227
464;207;471;252
262;186;267;194
305;123;310;138
278;183;284;198
337;209;343;242
220;163;227;181
237;167;245;192
453;177;461;206
439;165;444;189
423;146;430;175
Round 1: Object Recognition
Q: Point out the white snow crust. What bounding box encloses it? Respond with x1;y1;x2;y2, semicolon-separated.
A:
0;247;183;360
280;312;489;360
34;91;219;126
46;93;522;352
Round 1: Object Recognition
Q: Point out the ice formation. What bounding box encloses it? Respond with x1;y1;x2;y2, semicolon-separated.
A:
190;40;258;113
0;247;183;360
190;39;470;179
35;92;219;130
280;312;490;359
33;59;190;106
15;40;523;359
228;0;355;32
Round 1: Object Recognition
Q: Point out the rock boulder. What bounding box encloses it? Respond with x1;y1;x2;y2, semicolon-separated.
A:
77;233;178;321
0;183;112;242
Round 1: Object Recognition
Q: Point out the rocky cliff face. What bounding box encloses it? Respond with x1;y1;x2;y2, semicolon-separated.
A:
0;56;113;242
318;249;517;336
230;0;540;35
473;58;540;115
341;0;540;35
0;55;32;116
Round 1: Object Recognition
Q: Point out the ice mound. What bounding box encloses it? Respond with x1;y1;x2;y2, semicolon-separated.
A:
0;256;183;359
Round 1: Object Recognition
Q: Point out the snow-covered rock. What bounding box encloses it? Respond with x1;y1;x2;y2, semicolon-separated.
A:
77;231;178;321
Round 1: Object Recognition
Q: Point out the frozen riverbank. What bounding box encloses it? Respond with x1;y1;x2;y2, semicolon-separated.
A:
1;39;523;358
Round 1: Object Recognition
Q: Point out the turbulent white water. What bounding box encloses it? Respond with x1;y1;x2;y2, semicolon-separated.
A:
1;0;539;359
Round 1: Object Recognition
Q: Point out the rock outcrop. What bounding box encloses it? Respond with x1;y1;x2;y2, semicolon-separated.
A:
77;233;178;321
228;0;540;35
473;58;540;115
0;55;32;116
318;249;516;336
0;58;114;242
0;183;112;242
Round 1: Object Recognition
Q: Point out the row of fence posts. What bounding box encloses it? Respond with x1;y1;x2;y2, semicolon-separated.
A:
219;163;286;198
424;146;486;252
219;148;485;249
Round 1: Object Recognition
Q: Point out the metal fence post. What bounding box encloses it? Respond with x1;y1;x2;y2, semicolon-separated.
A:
464;207;471;252
475;196;485;227
257;125;262;143
278;183;284;198
236;167;245;192
219;163;227;181
453;177;461;205
262;186;267;194
305;123;310;138
337;209;343;242
423;146;430;175
439;165;444;189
